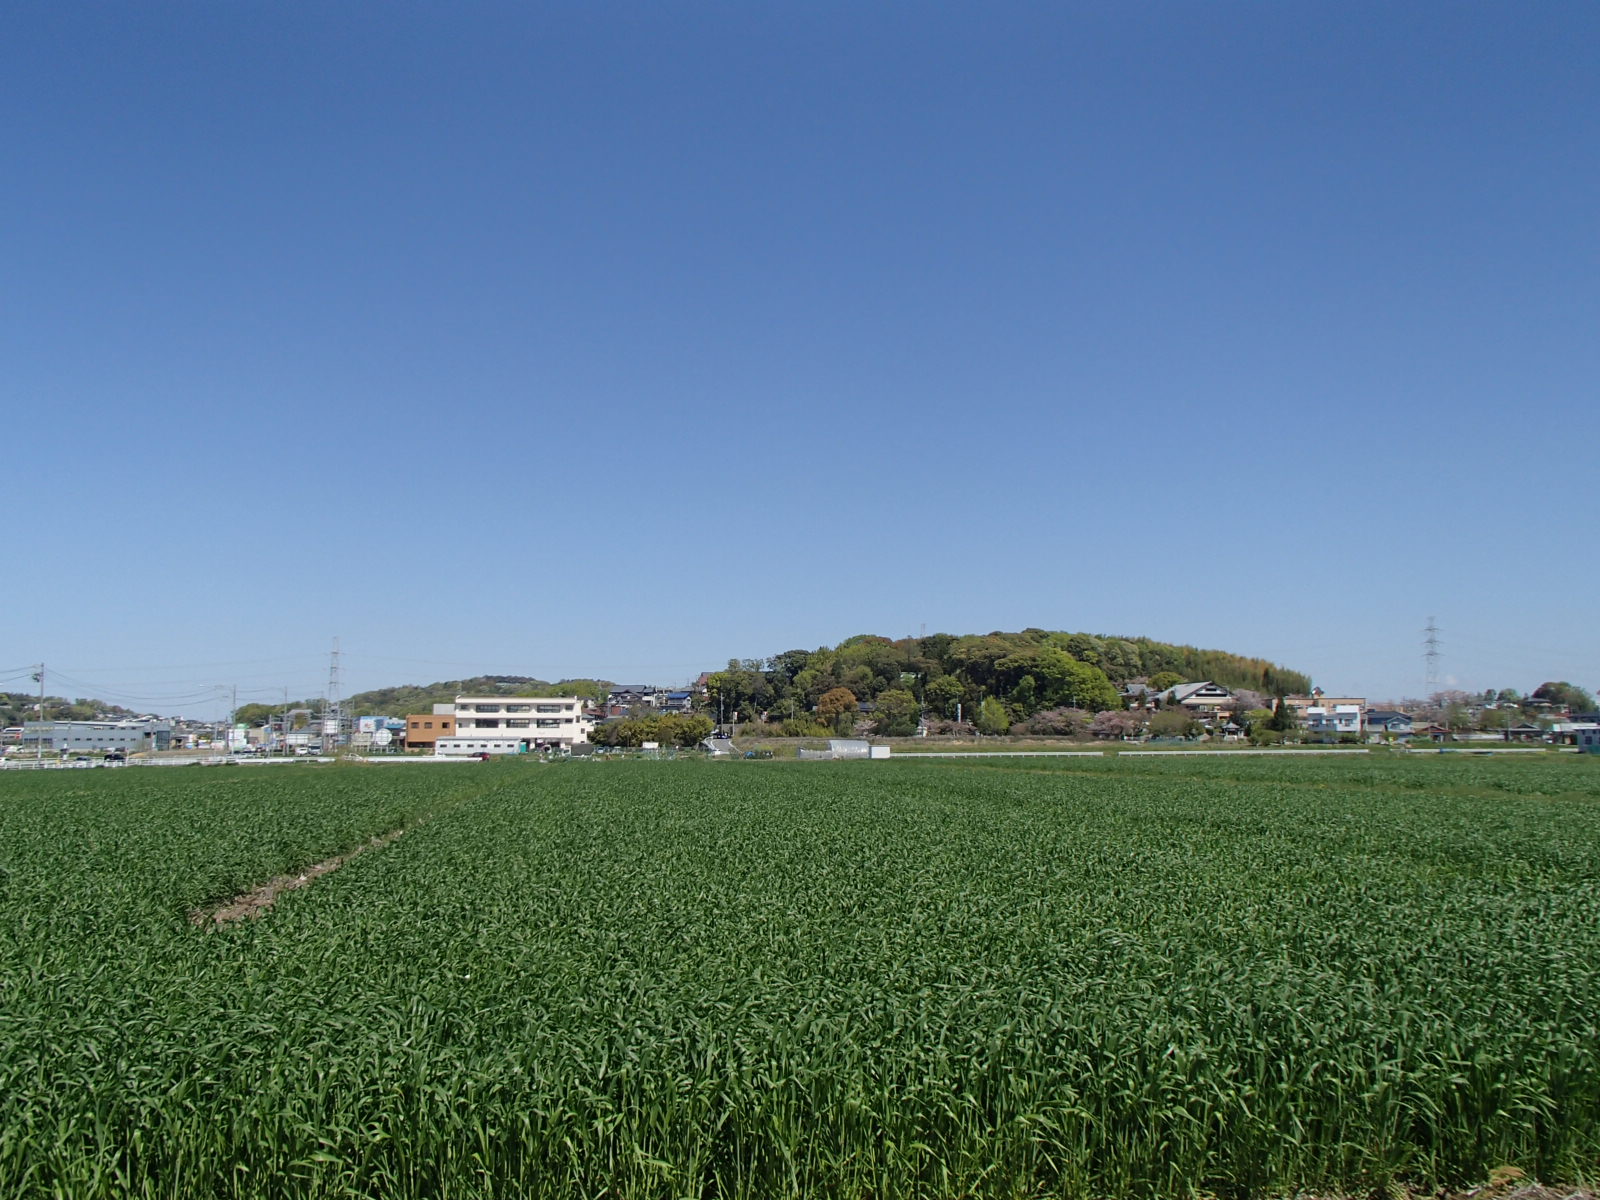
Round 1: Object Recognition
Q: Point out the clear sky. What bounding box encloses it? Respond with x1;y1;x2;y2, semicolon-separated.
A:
5;1;1597;718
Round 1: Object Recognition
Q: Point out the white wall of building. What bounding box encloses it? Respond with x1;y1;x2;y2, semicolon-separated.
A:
434;737;526;756
449;696;593;744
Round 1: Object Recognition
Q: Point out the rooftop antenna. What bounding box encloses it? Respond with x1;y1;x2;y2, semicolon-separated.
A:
1423;617;1442;696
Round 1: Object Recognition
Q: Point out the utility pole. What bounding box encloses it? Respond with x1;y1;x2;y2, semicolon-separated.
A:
32;664;44;762
213;685;230;749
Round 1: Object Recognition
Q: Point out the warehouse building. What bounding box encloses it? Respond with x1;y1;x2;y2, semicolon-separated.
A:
21;719;173;753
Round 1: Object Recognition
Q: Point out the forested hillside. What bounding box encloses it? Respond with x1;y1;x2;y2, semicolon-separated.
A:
703;630;1310;736
0;693;138;726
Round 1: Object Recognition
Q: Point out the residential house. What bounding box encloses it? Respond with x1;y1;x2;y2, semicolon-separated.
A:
1159;682;1234;715
1550;721;1600;748
1365;710;1414;740
605;685;656;718
1120;684;1157;710
1285;690;1366;718
1305;704;1363;740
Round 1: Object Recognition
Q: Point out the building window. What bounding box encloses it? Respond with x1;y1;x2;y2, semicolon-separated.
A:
506;704;530;713
508;719;530;728
475;704;502;713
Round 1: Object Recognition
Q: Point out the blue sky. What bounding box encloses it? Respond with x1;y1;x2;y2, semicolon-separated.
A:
5;1;1596;717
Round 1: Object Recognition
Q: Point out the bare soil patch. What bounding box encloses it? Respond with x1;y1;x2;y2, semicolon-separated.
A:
190;826;410;927
1301;1172;1594;1200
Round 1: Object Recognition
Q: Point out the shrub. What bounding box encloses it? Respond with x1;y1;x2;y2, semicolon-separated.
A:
775;718;831;738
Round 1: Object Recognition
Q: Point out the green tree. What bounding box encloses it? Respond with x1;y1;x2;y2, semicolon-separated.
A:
872;689;921;737
1267;696;1298;733
925;675;965;719
1531;681;1596;712
1059;659;1121;713
841;665;876;700
667;714;715;746
1478;707;1513;732
1149;709;1201;738
551;679;607;702
233;703;276;727
1029;649;1122;713
1147;671;1185;692
1242;707;1274;733
976;696;1011;736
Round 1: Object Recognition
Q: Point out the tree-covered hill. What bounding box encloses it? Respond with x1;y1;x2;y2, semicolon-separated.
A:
0;693;140;726
704;629;1313;736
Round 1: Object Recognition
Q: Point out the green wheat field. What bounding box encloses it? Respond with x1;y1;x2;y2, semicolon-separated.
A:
3;754;1598;1199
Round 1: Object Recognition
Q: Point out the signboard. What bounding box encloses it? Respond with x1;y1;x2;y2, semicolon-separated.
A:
372;729;392;746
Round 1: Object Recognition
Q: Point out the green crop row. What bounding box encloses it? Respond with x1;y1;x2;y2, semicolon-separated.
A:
1;756;1598;1198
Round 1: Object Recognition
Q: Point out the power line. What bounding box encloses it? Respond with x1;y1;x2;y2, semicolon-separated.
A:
48;655;321;674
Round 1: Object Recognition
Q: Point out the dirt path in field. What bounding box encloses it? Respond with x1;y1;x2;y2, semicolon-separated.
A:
189;825;413;928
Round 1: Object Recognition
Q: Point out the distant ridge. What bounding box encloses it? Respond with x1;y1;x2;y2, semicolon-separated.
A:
236;630;1310;724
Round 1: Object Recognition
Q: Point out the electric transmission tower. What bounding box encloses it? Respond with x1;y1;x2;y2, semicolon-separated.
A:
1422;617;1442;696
323;637;342;752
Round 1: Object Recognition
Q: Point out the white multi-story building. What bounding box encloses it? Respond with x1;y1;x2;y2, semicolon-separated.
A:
436;695;592;754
